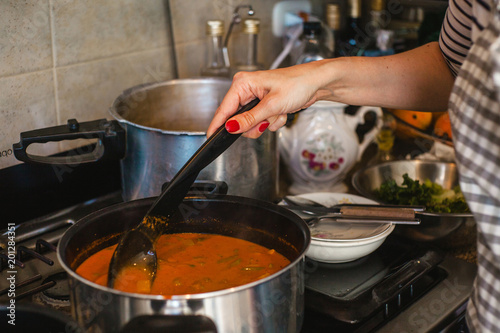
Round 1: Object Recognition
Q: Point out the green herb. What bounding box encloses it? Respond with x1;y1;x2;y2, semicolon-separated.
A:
373;173;470;213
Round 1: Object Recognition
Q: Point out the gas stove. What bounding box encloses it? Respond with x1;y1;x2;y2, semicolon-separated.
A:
0;160;476;332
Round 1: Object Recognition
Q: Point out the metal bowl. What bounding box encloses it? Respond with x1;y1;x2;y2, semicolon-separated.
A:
351;160;476;244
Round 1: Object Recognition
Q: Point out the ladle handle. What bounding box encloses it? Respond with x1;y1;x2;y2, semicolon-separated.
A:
146;99;260;218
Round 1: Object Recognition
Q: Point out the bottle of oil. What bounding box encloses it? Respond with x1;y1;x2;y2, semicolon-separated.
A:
368;112;397;166
200;20;230;78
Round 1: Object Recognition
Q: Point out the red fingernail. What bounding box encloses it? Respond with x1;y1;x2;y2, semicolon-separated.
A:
258;122;270;133
225;119;240;133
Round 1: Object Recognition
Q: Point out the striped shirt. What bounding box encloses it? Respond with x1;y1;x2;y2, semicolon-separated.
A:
440;0;495;75
440;1;500;332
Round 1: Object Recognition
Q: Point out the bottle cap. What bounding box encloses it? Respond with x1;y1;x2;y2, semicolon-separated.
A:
349;0;362;18
206;20;224;37
243;18;260;34
326;4;341;30
371;0;385;11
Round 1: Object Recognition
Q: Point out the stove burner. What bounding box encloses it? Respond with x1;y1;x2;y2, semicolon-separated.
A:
41;272;70;301
32;272;71;314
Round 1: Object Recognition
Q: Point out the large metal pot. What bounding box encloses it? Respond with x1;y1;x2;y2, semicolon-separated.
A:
57;195;310;333
13;78;279;202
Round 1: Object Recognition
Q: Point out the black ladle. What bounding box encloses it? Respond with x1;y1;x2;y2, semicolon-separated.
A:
107;99;260;289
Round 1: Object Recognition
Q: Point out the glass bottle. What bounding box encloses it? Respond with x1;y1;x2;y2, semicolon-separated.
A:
295;21;331;65
234;18;265;73
368;112;397;166
200;20;230;78
326;3;341;57
364;0;395;57
369;0;386;33
337;0;366;57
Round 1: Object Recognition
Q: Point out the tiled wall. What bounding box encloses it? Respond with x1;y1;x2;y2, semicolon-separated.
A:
0;0;283;170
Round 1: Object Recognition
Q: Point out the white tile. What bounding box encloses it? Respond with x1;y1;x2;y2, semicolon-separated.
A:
0;71;58;169
176;40;205;78
52;0;170;66
0;0;53;76
57;46;175;123
170;0;232;44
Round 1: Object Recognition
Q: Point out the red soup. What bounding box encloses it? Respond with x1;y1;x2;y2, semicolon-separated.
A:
76;233;290;295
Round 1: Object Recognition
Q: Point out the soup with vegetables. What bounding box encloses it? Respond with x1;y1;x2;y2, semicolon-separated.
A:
76;233;290;295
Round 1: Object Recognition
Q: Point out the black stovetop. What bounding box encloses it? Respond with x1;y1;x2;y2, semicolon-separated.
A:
0;151;121;227
301;235;449;332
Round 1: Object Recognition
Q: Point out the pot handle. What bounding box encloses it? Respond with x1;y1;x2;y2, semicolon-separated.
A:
120;315;217;333
13;119;126;165
372;247;444;305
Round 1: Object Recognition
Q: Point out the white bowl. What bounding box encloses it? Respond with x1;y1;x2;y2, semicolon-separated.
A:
286;192;395;263
307;222;395;263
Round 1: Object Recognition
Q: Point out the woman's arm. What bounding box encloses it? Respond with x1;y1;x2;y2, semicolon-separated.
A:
325;42;455;110
207;42;455;138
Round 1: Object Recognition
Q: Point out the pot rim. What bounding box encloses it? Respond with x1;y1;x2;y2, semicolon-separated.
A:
108;77;232;136
57;195;310;301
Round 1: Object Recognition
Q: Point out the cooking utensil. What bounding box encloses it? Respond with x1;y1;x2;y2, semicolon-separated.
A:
57;195;310;332
282;195;422;225
107;99;260;288
13;78;279;202
352;160;476;244
301;215;420;226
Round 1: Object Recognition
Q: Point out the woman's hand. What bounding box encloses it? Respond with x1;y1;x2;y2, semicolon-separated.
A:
207;61;335;138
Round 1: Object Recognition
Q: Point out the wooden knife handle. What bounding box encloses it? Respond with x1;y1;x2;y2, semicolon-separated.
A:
340;206;416;219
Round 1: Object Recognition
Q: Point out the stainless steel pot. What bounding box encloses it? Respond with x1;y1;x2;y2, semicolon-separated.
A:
110;78;278;202
57;195;310;333
351;160;476;246
13;78;279;202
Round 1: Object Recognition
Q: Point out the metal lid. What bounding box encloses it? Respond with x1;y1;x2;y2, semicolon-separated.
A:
243;18;260;34
326;4;341;31
206;20;224;37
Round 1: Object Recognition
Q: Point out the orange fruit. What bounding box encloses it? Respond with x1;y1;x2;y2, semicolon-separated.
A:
433;112;452;139
389;109;433;139
390;109;433;130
